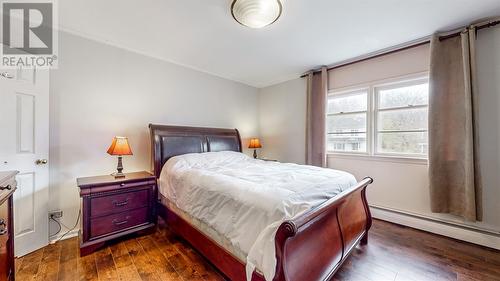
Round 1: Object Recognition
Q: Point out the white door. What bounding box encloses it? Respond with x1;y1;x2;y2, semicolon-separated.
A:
0;66;50;257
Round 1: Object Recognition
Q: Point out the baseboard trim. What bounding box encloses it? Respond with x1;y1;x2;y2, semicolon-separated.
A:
371;206;500;250
49;228;79;244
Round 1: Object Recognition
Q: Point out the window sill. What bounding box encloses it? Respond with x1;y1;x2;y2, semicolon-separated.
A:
327;153;428;165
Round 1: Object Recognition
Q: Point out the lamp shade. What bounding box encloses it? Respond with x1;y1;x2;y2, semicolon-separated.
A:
107;136;133;156
248;138;262;149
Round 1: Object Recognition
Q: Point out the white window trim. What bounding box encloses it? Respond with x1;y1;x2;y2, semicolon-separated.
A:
326;72;429;162
327;87;370;156
373;77;429;158
327;153;428;165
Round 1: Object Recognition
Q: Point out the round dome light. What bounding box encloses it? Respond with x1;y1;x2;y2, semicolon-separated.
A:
231;0;283;29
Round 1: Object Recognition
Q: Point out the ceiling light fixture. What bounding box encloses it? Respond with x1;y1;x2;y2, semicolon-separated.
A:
231;0;282;29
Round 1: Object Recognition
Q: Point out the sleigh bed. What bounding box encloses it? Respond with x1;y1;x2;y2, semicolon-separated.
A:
149;124;373;281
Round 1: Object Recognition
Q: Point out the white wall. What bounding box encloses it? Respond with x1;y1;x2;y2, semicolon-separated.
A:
258;78;307;164
475;25;500;231
328;45;430;89
49;32;260;236
259;27;500;236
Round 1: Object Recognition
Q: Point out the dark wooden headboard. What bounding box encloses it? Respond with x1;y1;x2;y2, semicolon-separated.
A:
149;124;242;179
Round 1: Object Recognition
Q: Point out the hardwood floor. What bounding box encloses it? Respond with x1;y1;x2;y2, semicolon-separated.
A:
15;219;500;281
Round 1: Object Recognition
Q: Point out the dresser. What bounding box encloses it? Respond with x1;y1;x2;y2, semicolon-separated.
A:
77;171;157;256
0;171;17;281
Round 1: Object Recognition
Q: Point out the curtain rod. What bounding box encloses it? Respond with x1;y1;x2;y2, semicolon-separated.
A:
301;19;500;78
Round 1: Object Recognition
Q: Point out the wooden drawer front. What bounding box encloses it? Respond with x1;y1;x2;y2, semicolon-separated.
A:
90;189;148;217
0;200;9;281
0;179;15;205
88;180;155;195
90;207;148;238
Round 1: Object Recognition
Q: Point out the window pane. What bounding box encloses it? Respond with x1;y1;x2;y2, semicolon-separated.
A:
378;83;428;109
378;107;427;131
377;131;428;155
328;133;367;152
327;113;366;133
328;92;367;114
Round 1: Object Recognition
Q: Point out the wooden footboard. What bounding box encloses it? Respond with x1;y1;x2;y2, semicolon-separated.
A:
273;177;373;281
157;177;372;281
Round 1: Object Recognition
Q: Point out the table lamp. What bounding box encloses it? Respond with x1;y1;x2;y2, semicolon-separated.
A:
248;138;262;159
107;136;133;178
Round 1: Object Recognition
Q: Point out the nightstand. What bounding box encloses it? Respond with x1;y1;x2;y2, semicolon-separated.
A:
77;171;156;256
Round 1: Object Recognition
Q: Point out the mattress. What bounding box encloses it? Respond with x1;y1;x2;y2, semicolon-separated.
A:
158;151;357;281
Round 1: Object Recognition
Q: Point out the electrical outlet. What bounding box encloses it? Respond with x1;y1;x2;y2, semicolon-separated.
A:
49;210;63;219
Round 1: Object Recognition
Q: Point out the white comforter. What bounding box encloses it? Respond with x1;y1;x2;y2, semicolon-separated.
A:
159;151;356;281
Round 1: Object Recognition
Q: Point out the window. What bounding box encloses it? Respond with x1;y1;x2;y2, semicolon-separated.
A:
375;80;429;156
327;76;429;159
326;90;368;153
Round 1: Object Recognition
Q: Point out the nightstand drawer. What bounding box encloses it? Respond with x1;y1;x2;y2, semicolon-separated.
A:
90;189;148;218
90;207;148;238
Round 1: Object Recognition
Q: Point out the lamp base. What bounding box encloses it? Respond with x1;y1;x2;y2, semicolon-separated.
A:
112;156;126;178
111;172;126;178
253;149;257;159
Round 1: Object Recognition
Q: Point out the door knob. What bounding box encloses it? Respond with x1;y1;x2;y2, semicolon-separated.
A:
35;159;48;165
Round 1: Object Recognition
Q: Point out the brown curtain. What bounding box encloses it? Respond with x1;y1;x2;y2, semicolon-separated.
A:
428;27;482;221
305;66;328;167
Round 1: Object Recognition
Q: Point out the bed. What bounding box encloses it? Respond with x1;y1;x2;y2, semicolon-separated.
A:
149;124;373;281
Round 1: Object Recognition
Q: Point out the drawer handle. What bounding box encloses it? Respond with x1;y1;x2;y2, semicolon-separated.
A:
0;185;11;191
112;198;129;207
0;219;6;235
120;183;126;187
112;216;130;226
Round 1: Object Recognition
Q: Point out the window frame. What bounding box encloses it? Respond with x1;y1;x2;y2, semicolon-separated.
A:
326;87;370;156
326;73;429;162
373;77;430;158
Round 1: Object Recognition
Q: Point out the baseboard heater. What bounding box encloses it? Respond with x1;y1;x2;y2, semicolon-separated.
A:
370;204;500;238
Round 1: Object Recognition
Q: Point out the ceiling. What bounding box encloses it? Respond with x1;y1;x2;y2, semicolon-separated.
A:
59;0;500;88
